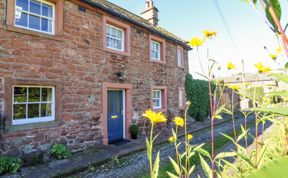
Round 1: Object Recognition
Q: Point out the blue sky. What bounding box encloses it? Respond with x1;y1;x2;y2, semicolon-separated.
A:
109;0;288;79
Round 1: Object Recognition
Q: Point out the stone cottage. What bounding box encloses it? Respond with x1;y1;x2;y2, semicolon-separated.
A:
0;0;190;157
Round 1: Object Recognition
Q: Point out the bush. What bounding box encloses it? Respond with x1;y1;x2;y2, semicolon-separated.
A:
185;74;215;122
0;156;21;175
130;124;139;139
51;144;71;159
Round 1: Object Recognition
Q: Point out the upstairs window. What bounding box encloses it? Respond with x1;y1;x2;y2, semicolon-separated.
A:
177;47;184;67
106;24;125;51
15;0;55;34
152;90;162;109
151;41;161;60
13;86;55;125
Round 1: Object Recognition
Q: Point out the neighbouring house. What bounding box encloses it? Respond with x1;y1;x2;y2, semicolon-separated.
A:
218;71;288;109
0;0;191;157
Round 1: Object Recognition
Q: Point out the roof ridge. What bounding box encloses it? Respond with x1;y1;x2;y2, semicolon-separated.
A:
80;0;191;49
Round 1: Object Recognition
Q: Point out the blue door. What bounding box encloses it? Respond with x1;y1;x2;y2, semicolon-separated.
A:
107;90;124;143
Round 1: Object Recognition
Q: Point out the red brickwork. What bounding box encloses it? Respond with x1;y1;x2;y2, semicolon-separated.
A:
0;0;189;157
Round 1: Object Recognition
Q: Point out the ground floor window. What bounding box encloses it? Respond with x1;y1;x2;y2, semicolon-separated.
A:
12;86;55;125
152;89;162;109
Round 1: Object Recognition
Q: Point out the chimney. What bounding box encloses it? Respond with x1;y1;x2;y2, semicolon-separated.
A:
141;0;159;26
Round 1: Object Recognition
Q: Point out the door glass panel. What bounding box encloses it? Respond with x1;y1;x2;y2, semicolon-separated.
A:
114;91;121;113
107;91;113;113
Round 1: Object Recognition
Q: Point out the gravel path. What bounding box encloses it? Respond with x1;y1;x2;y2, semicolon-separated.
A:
76;115;268;178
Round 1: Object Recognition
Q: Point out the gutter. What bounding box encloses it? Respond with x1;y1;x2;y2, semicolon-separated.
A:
79;0;192;50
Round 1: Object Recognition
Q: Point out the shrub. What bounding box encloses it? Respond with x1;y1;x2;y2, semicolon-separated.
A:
51;144;71;159
185;74;215;121
130;124;139;139
0;156;21;175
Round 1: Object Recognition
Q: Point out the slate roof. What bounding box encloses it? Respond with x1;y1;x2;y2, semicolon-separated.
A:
217;73;275;83
80;0;191;50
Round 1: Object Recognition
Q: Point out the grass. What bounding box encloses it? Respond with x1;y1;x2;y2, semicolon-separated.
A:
142;128;243;178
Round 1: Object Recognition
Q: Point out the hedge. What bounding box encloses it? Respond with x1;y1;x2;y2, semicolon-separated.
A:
184;74;215;122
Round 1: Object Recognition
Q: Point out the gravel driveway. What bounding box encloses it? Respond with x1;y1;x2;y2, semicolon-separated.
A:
76;114;270;178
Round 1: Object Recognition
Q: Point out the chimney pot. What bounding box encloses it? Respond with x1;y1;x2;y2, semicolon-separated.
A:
141;0;159;26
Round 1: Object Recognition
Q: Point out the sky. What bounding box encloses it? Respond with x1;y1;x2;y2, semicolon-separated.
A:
108;0;288;79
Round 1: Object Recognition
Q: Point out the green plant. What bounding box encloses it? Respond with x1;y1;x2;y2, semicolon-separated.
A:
0;156;21;175
244;86;264;105
185;74;215;122
51;144;71;159
130;124;139;139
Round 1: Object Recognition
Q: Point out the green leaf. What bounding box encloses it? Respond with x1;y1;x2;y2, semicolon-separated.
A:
257;144;267;167
200;155;213;178
152;151;160;178
270;73;288;84
237;126;249;142
188;165;196;176
215;152;237;160
250;107;288;116
169;157;181;176
265;0;282;32
167;171;179;178
236;152;254;168
197;148;212;160
267;91;288;96
253;0;258;5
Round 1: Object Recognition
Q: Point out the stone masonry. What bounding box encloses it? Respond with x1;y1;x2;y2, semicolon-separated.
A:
0;0;189;159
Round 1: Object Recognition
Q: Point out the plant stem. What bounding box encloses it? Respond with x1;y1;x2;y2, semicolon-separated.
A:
174;126;182;176
253;76;259;168
208;79;215;178
184;103;189;177
231;90;237;142
149;123;154;178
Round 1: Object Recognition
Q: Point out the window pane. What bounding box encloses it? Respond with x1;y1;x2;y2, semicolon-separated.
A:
42;4;53;18
29;14;41;30
41;88;52;101
14;87;27;103
153;99;160;108
30;0;41;15
41;103;52;117
16;0;28;11
40;18;52;32
28;87;40;102
15;12;28;27
13;104;26;119
28;104;40;118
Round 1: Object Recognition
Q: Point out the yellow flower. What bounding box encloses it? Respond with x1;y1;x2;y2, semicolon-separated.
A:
187;134;193;141
203;30;217;38
143;109;167;123
254;62;271;73
276;46;283;54
229;84;240;91
227;62;236;70
189;37;205;47
169;136;176;143
269;54;278;60
173;117;184;127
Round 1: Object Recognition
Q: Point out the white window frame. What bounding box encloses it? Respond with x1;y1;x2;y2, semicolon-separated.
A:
153;90;162;109
12;85;55;125
151;41;161;61
14;0;55;35
177;47;183;67
106;24;125;52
